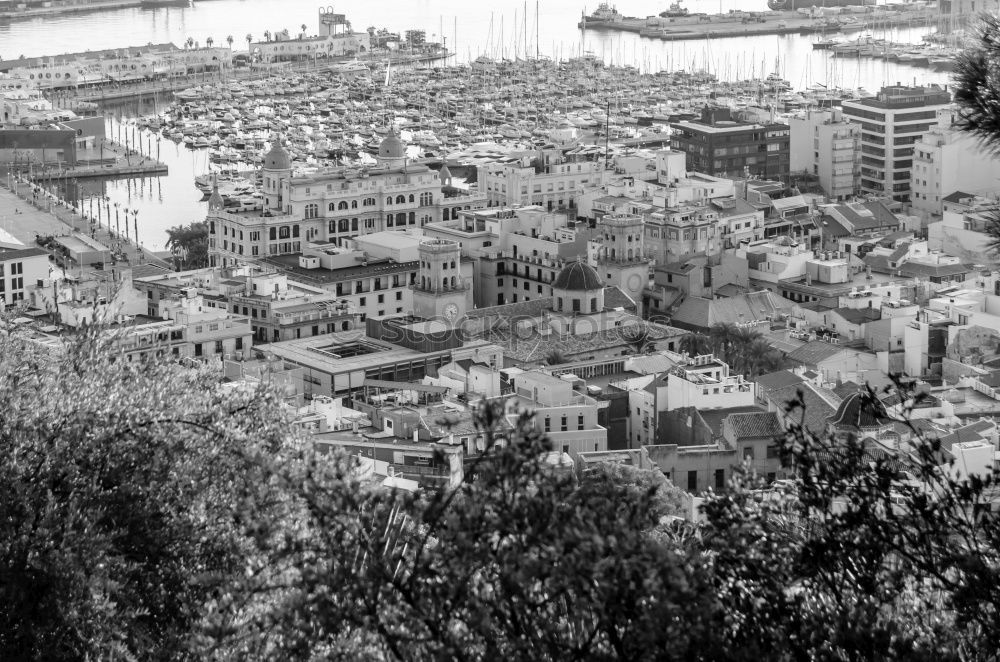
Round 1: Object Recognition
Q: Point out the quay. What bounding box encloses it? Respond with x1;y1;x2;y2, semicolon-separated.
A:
50;51;451;105
0;176;171;271
579;9;937;41
0;0;145;20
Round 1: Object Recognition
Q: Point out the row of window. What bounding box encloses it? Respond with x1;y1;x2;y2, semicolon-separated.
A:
543;414;587;433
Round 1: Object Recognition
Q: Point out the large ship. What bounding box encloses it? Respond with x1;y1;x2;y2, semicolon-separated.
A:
767;0;875;9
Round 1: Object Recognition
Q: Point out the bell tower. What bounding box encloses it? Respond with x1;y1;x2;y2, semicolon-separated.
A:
412;238;468;323
262;136;291;211
596;213;648;316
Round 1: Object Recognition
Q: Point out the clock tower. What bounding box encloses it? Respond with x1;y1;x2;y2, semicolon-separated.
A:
412;238;468;323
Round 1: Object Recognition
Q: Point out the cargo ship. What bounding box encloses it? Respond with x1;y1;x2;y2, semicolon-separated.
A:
767;0;875;9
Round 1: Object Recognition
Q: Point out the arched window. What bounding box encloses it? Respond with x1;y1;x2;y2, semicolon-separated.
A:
386;197;392;206
304;203;318;219
328;202;336;211
442;277;448;289
408;194;415;203
351;200;358;209
364;197;375;206
450;260;456;269
395;194;406;204
328;220;336;233
408;212;415;225
338;218;350;233
450;276;456;288
338;201;348;210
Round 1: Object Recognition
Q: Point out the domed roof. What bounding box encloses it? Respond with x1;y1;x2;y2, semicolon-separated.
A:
378;131;405;159
553;261;603;291
827;391;890;431
263;142;291;170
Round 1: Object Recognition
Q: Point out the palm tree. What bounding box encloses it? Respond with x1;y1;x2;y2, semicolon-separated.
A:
185;37;194;50
740;338;783;379
679;333;712;357
226;35;233;49
621;324;652;355
708;322;739;363
544;350;568;366
264;30;271;43
245;33;252;51
205;37;214;49
301;23;308;39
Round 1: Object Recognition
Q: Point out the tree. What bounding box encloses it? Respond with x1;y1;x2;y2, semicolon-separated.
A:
165;221;209;270
544;349;567;365
621;323;652;354
206;36;214;49
226;34;234;49
699;381;1000;659
301;23;308;39
264;30;271;43
212;402;724;660
679;332;712;356
0;324;305;660
953;14;1000;252
185;36;194;50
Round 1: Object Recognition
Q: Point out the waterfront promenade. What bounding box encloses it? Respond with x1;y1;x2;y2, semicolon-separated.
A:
0;176;171;272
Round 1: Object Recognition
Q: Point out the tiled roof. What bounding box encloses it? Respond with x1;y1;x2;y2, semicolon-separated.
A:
786;340;844;366
756;369;806;391
700;405;765;436
942;190;974;204
604;286;638;312
819;216;851;238
726;411;783;439
833;307;881;325
670;290;793;332
935;419;996;452
898;262;970;278
767;382;840;434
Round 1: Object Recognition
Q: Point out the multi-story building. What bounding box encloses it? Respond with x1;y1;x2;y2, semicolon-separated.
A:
910;124;1000;219
253;9;370;62
0;246;48;307
670;106;791;182
478;150;603;210
423;206;589;308
841;85;951;202
938;0;1000;32
133;265;359;344
208;136;484;267
789;108;861;201
644;202;720;263
508;369;609;458
592;212;650;314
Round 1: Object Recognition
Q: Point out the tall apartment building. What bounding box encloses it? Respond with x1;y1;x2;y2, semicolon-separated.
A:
841;85;951;203
789;108;861;201
478;151;603;210
0;246;48;308
911;124;1000;219
209;135;485;268
670;106;791;182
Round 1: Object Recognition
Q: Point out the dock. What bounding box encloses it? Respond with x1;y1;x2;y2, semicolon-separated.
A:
579;8;937;42
0;0;145;20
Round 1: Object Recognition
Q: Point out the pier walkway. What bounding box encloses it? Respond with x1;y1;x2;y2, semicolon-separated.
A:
0;177;171;272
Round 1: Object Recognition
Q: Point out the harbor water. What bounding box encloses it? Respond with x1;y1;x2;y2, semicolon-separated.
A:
5;0;953;250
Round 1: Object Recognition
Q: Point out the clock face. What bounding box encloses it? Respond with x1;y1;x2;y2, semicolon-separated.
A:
443;303;459;322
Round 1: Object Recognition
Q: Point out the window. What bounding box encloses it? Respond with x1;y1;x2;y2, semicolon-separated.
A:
560;416;568;432
577;414;584;430
544;416;551;432
687;470;698;492
715;469;725;490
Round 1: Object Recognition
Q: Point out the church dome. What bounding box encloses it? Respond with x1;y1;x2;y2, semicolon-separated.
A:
827;391;889;431
553;261;603;291
263;142;291;170
378;131;405;159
